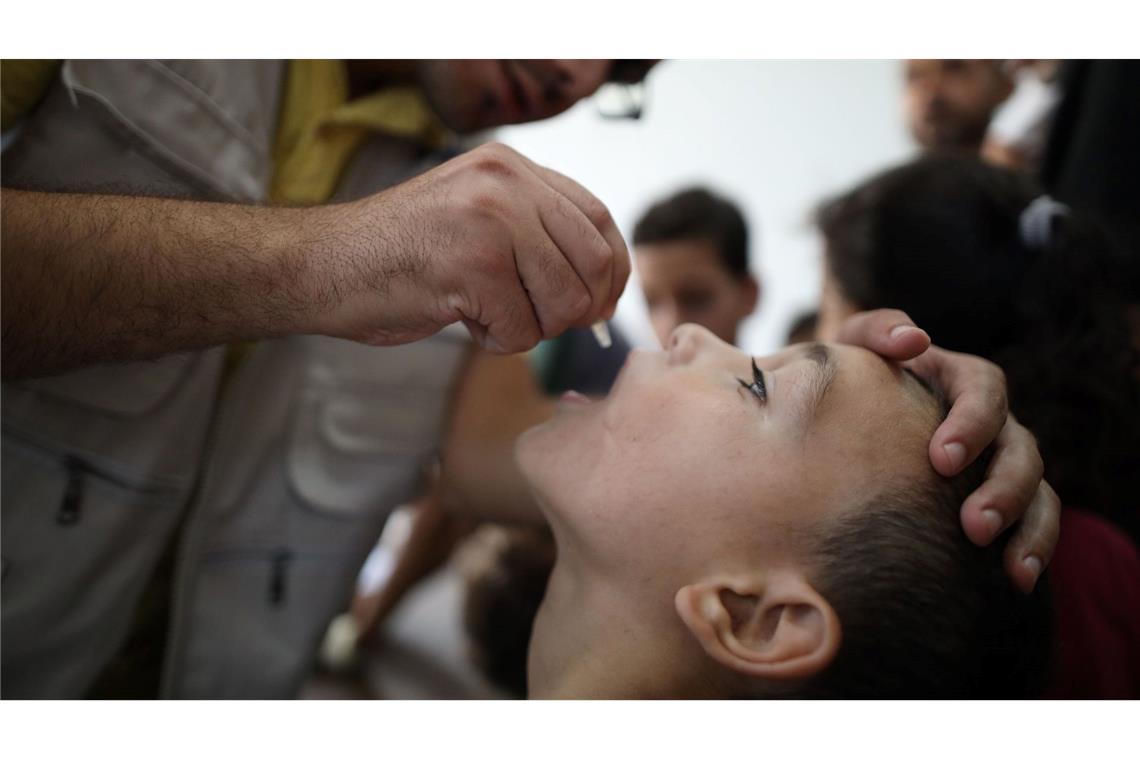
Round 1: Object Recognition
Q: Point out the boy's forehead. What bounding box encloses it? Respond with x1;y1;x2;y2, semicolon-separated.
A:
803;346;941;471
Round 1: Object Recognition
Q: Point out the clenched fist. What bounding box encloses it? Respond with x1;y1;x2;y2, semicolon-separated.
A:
310;143;631;353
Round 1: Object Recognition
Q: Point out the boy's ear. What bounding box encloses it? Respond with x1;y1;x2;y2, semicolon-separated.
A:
674;570;841;683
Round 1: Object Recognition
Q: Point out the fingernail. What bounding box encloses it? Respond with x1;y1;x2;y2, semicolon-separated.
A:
1022;555;1043;581
890;324;918;340
942;442;967;471
981;508;1003;541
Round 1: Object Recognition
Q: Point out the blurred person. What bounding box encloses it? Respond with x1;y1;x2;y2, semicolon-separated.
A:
1040;60;1140;300
981;60;1063;172
520;325;1053;698
904;59;1013;152
632;187;759;347
815;154;1140;697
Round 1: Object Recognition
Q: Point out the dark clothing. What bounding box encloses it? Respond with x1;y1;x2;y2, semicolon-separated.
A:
1041;60;1140;296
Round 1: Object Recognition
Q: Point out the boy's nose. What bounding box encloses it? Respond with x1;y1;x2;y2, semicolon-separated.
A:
667;323;715;365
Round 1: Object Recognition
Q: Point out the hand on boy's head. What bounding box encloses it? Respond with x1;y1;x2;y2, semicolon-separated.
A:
835;308;1060;591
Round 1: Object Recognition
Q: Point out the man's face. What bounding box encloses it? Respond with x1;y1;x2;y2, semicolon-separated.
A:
516;324;941;695
636;240;758;347
416;60;615;133
904;59;1012;150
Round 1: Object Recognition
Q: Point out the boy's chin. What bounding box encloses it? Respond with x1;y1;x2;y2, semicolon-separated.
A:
515;420;587;487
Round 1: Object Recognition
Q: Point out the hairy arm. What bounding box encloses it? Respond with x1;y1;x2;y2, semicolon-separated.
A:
3;144;631;378
0;189;352;379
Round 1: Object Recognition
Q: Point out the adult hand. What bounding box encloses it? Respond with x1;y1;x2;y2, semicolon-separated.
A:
836;308;1060;593
313;142;630;354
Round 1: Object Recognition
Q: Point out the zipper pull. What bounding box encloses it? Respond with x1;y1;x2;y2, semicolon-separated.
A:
269;548;293;607
57;456;85;526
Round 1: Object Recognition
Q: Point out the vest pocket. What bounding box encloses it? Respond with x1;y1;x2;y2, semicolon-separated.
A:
284;336;470;518
0;434;183;697
13;352;198;417
285;387;435;517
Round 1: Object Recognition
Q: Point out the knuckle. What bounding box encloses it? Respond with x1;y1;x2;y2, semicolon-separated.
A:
582;197;614;231
467;243;513;284
973;355;1009;396
564;284;593;321
539;311;574;338
518;318;543;349
955;404;992;434
984;488;1020;517
469;143;519;180
533;243;565;278
1043;508;1062;546
880;308;912;326
542;285;591;335
581;242;612;283
482;141;516;158
465;180;516;228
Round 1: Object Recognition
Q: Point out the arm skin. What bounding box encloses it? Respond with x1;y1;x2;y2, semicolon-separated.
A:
1;189;347;379
2;143;629;379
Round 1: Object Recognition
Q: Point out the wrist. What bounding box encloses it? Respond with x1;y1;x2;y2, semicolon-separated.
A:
297;192;449;347
260;202;352;339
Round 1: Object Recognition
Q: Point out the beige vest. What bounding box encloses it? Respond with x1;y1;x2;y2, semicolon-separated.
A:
0;60;471;698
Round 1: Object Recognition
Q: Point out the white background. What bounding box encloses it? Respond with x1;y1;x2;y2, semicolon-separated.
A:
499;60;917;353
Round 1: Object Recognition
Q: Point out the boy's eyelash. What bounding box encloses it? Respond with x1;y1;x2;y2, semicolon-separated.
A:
737;359;767;403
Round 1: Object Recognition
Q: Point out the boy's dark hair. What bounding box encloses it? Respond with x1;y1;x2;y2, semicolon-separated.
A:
803;446;1053;698
733;385;1053;699
633;187;751;279
818;154;1140;543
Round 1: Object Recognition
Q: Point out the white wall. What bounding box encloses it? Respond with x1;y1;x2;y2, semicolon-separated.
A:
497;60;916;354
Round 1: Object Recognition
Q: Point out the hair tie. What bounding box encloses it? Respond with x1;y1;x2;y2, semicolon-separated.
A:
1019;195;1069;250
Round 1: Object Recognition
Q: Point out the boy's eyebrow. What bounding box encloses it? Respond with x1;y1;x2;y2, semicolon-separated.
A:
796;342;838;427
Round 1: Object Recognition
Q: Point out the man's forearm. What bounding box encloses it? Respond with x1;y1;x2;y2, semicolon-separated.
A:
0;189;346;379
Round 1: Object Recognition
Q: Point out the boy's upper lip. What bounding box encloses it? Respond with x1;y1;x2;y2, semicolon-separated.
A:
607;347;660;402
559;390;592;407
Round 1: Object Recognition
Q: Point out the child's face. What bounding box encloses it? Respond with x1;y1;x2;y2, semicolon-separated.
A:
636;240;758;347
516;324;941;696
